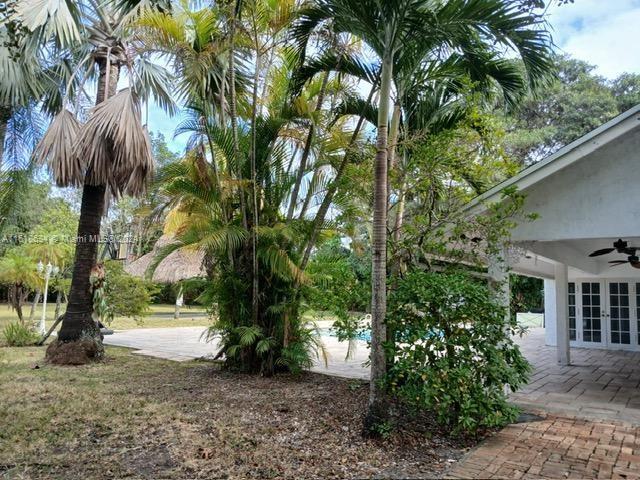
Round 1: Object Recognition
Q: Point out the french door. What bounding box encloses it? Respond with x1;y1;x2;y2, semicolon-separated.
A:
569;280;638;350
608;282;632;347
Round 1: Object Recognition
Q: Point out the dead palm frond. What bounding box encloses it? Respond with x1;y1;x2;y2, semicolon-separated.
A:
34;108;84;187
76;88;154;197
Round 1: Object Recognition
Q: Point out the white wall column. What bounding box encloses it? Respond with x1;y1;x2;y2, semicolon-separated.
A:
488;246;510;322
544;279;557;346
554;262;570;365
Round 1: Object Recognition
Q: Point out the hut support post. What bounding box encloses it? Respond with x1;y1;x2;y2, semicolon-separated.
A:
174;284;184;320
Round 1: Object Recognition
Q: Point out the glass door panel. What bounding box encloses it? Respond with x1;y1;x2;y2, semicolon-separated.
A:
637;283;640;346
582;282;602;343
609;282;631;345
568;283;576;341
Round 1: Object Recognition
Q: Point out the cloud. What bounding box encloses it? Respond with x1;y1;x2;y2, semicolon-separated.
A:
546;0;640;78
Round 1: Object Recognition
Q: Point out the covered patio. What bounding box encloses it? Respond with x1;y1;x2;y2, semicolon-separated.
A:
465;105;640;369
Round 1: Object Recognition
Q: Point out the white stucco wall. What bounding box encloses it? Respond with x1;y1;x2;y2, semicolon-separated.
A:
544;278;557;346
511;124;640;243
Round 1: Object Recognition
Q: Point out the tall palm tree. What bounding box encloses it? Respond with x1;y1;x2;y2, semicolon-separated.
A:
16;0;173;361
296;0;553;434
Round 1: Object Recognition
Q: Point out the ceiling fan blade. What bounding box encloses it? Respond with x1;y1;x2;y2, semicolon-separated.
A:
590;248;616;257
609;260;628;266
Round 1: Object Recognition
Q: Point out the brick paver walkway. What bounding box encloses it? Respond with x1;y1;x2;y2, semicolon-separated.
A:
447;415;640;479
449;330;640;479
512;329;640;425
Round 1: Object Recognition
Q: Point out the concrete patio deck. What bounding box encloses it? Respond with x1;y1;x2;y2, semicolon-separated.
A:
103;325;370;379
513;329;640;425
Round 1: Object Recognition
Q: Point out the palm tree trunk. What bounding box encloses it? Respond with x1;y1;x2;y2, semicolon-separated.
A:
287;72;329;220
15;286;24;324
57;183;107;342
300;82;377;270
54;55;120;347
29;288;41;323
228;5;249;231
0;107;10;171
250;42;261;326
53;290;63;321
174;285;183;320
364;53;393;435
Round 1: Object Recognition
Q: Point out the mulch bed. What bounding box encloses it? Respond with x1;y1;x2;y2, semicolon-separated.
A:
2;350;489;479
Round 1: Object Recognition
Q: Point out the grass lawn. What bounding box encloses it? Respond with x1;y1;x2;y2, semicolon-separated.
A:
0;345;471;479
0;304;209;336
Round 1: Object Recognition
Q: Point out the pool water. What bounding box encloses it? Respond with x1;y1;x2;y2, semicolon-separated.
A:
319;327;443;343
318;327;371;342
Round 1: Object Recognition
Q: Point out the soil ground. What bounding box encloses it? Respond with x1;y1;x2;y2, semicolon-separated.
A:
0;345;478;479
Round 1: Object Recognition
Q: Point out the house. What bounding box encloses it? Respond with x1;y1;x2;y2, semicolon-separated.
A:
464;104;640;365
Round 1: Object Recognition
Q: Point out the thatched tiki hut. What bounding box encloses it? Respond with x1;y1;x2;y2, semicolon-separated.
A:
125;235;206;318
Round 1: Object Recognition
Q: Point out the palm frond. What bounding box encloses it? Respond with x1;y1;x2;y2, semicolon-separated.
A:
331;94;377;127
34;108;84;188
15;0;82;48
132;57;178;116
291;51;378;97
0;44;42;107
258;244;308;285
76;89;154;197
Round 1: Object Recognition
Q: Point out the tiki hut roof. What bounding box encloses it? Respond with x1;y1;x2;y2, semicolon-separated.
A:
125;235;206;284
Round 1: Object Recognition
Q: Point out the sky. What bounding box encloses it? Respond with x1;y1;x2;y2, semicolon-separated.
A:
545;0;640;78
147;0;640;153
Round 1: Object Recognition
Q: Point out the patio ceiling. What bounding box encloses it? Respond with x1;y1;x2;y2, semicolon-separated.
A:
510;237;640;279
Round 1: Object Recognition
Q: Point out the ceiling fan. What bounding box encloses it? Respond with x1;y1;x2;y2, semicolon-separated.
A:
589;238;640;257
588;239;640;269
608;256;640;269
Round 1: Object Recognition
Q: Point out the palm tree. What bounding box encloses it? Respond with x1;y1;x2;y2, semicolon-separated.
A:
16;0;173;362
141;0;343;375
0;21;41;169
0;250;41;323
296;0;553;434
0;10;66;234
24;239;73;323
156;124;322;374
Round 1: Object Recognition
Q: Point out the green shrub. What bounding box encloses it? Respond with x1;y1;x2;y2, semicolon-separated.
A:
3;322;40;346
307;238;370;314
103;261;159;322
386;270;531;435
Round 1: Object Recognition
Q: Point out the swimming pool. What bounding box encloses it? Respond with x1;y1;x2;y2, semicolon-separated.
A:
318;327;371;342
318;327;442;342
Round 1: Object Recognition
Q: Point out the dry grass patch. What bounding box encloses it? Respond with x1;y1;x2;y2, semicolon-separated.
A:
0;345;476;479
0;304;209;339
